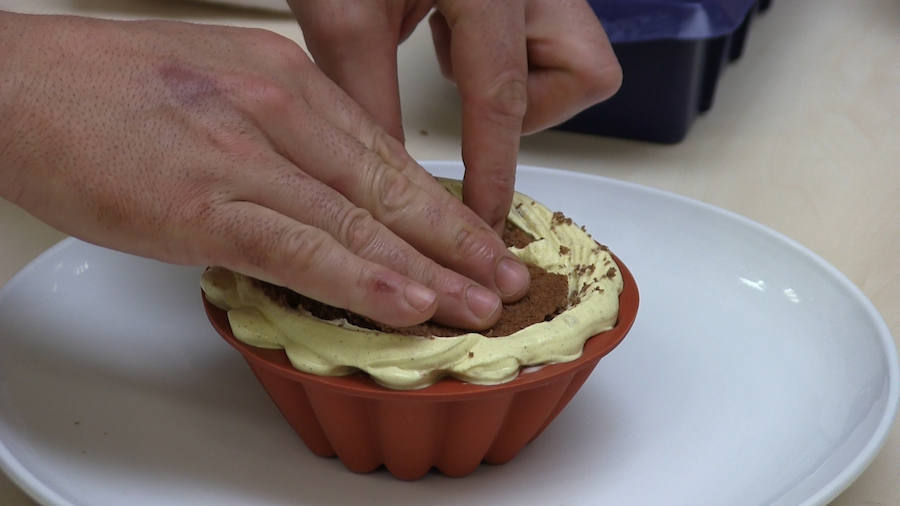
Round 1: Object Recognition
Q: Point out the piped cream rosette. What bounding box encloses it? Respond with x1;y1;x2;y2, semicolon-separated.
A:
201;179;623;390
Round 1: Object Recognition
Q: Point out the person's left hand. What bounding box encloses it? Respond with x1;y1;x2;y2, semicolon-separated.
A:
287;0;621;233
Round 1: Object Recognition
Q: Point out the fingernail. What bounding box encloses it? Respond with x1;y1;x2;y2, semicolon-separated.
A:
466;285;501;320
404;283;437;313
495;257;529;297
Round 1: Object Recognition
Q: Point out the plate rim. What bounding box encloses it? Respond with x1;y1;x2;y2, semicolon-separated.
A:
423;161;900;505
0;161;896;506
0;238;80;506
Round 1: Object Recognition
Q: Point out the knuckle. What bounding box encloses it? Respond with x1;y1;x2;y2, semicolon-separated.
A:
371;128;419;176
369;161;414;218
275;44;311;72
261;28;295;48
579;58;623;104
366;127;391;159
379;169;413;215
234;74;294;112
338;207;380;255
278;226;330;277
243;27;283;46
472;74;528;124
246;28;310;66
454;226;498;264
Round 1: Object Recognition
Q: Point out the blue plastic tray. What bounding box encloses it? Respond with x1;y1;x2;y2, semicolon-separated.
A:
556;0;772;143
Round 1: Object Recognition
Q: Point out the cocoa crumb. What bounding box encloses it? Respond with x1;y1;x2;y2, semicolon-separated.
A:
468;351;474;358
551;211;572;227
559;245;570;255
606;267;617;279
573;264;595;277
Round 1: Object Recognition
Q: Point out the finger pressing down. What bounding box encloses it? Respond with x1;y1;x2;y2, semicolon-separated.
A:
234;156;504;331
432;0;528;235
206;200;438;329
255;90;531;307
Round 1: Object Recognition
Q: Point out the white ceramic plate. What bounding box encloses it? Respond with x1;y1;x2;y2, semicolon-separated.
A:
1;162;897;506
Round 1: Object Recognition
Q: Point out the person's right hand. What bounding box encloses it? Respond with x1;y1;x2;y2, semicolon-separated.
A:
0;12;531;330
288;0;622;234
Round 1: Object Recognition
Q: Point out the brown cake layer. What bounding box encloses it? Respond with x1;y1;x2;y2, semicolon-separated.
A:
255;221;571;338
503;218;535;249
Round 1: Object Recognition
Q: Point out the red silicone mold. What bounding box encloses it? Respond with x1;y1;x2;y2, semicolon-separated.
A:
203;255;638;480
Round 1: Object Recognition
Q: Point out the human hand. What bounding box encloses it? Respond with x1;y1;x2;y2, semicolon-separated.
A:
0;12;530;329
288;0;621;232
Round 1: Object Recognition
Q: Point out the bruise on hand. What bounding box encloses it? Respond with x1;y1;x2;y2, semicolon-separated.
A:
158;63;222;107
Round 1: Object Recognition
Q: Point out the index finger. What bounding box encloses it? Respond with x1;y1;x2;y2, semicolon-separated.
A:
277;53;532;304
437;0;528;233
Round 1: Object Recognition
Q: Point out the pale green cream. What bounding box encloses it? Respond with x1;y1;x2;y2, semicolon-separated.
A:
201;180;623;390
